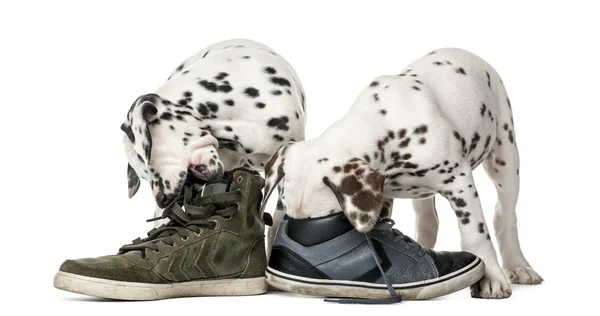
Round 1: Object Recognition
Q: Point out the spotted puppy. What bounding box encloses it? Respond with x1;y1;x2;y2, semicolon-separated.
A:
121;39;306;223
260;48;542;299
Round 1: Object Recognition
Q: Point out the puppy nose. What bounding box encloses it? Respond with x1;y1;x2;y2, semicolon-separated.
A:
156;192;169;208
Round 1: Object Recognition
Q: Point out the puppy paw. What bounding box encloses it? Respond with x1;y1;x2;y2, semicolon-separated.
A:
504;266;543;284
470;273;512;299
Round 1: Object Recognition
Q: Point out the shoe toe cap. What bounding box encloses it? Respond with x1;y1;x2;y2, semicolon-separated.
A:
426;250;479;277
59;256;163;283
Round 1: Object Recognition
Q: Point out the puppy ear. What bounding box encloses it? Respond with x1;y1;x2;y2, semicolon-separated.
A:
127;163;140;198
259;142;293;216
126;94;159;163
322;158;386;232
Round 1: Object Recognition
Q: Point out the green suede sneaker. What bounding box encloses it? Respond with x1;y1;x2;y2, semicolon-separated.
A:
54;168;269;300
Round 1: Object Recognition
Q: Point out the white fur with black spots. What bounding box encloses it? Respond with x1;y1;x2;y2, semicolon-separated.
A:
121;39;306;225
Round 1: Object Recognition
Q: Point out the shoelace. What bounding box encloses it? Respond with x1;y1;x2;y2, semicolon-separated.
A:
326;218;424;305
118;183;241;257
376;218;426;256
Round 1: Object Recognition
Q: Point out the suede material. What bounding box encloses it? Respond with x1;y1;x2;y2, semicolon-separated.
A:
59;169;268;283
60;257;166;283
239;237;267;278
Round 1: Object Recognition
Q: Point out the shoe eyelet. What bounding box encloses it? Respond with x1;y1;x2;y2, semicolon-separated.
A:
194;231;202;237
181;236;189;241
210;220;220;229
237;176;243;184
153;250;160;253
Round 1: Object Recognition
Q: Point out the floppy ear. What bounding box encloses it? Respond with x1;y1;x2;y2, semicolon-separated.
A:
127;163;140;198
124;94;158;163
259;142;293;216
322;158;386;232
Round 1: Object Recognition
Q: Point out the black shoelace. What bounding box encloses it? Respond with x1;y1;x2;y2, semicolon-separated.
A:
325;218;413;305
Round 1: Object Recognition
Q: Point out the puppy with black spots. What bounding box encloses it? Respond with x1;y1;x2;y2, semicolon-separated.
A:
261;48;541;299
121;39;306;224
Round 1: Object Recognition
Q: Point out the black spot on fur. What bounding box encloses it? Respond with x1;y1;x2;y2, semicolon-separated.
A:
398;128;407;139
207;102;218;112
244;148;253;154
404;162;419;169
478;222;485;233
267;116;289;131
412;86;420;91
214;72;229;81
224;99;235;106
443;176;456;184
273;134;284;142
224;126;233;132
380;109;387;115
264;67;276;74
256;102;266;109
373;93;379;102
469;132;481;153
486;71;491;89
270;77;291;87
370;81;379;87
399;138;411;148
244;87;259;98
433;61;443;66
414;125;428;134
271;90;282;96
455;198;467;207
419;138;426;144
456;67;467;75
199;80;232;93
160;112;173;121
480;103;487;116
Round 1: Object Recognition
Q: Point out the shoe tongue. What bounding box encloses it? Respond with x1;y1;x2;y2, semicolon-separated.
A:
201;181;228;196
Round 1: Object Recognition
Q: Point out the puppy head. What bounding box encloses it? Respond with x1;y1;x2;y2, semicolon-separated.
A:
260;143;386;232
121;94;224;208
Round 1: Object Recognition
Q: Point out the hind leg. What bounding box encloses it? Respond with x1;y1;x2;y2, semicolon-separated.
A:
482;142;543;284
413;197;439;248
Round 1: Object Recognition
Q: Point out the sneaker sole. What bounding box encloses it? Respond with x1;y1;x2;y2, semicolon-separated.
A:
266;257;485;300
54;271;268;300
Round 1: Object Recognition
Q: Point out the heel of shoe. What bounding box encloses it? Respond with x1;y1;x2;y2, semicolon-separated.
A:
239;237;267;281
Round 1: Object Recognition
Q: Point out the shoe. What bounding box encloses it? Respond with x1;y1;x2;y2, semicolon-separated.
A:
54;168;269;300
266;212;485;303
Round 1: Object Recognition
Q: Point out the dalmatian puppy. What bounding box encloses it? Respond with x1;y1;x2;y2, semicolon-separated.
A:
121;39;306;225
260;48;542;299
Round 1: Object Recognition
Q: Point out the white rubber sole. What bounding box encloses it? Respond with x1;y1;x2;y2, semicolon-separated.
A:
54;271;268;300
266;257;485;300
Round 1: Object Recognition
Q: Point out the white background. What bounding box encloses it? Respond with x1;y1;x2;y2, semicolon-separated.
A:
1;0;598;314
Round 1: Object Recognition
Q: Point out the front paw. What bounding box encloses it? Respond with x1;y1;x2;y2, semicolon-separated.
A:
504;266;543;284
470;274;512;299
